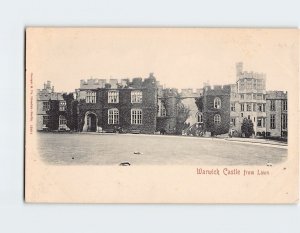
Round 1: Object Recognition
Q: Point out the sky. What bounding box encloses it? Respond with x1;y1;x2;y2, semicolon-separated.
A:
27;28;299;93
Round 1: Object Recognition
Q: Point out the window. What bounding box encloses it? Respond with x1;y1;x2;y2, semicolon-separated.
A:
230;103;235;111
246;104;252;111
248;115;251;120
246;94;252;100
161;105;167;116
214;97;221;109
231;118;236;126
196;112;203;123
253;94;256;100
270;100;276;111
257;104;262;112
263;118;266;127
108;91;119;103
239;81;245;91
257;94;262;100
43;101;50;111
257;118;262;127
257;80;263;90
282;114;287;130
240;103;244;111
86;91;96;103
108;108;119;124
131;109;142;124
270;114;276;129
253;103;256;111
131;90;142;103
240;94;244;100
263;104;266;112
283;100;287;111
246;81;252;90
158;100;167;117
59;115;67;125
59;101;66;111
43;115;49;125
241;113;244;117
214;114;221;124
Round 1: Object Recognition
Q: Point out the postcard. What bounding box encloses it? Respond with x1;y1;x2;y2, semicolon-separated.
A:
25;28;299;203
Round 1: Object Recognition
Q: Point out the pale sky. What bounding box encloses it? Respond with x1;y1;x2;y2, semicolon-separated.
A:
27;28;299;93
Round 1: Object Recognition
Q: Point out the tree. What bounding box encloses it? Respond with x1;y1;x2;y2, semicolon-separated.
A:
175;102;191;135
195;96;204;112
241;118;254;138
46;100;61;130
63;93;78;131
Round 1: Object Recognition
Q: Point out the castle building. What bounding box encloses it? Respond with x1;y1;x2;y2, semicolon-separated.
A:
266;91;288;138
36;81;69;131
202;85;231;136
37;64;287;139
230;62;267;136
156;87;178;134
76;73;158;134
156;86;203;134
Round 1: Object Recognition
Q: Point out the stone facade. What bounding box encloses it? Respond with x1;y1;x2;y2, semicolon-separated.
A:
36;81;69;131
76;73;157;134
36;63;288;139
156;88;178;134
202;85;231;136
156;87;203;134
266;91;288;138
230;62;267;136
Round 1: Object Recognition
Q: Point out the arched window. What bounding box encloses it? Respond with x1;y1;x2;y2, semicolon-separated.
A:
59;115;67;126
196;112;203;123
108;108;119;124
214;114;221;124
214;97;221;109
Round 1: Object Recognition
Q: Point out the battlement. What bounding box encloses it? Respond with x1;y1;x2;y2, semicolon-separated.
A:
204;84;231;91
266;90;288;99
80;73;156;90
158;87;203;98
239;71;266;80
179;88;203;97
236;62;267;81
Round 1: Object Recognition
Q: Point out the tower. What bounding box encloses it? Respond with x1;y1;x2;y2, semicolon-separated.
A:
236;62;243;80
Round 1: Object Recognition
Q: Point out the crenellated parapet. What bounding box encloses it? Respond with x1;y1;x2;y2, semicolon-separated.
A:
238;71;266;80
80;73;157;90
204;84;231;92
266;90;288;99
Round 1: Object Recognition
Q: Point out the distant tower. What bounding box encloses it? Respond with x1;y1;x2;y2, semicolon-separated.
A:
236;62;243;80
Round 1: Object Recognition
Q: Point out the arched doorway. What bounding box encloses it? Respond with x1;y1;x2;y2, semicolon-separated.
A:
83;111;97;132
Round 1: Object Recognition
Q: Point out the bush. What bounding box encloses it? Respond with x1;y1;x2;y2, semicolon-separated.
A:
241;118;254;138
